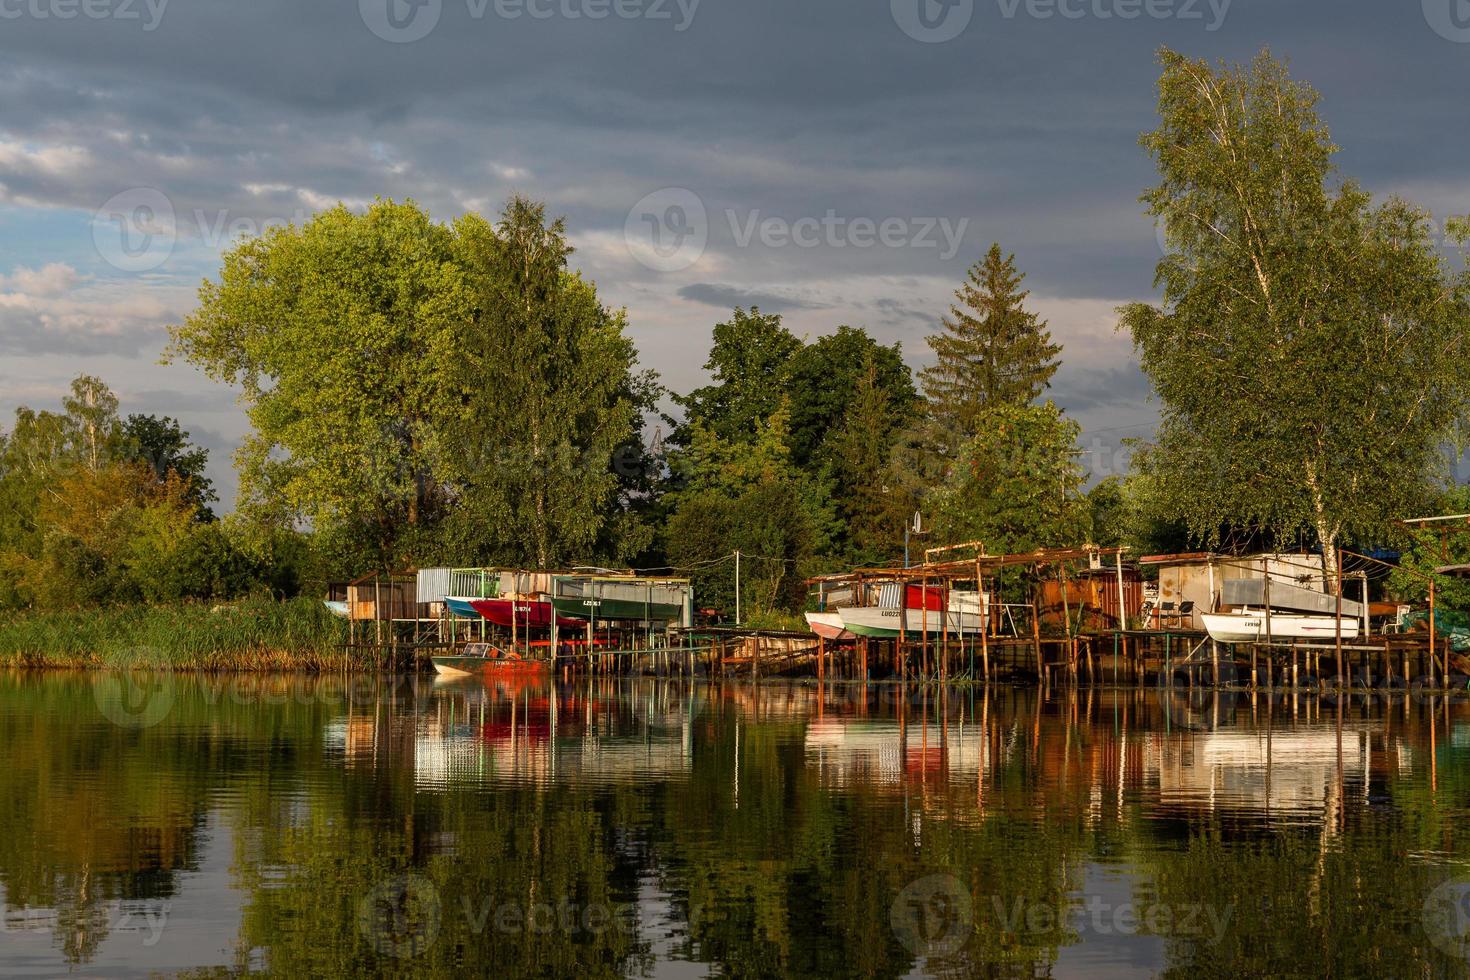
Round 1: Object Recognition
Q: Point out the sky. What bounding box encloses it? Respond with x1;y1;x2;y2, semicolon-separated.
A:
1;0;1468;509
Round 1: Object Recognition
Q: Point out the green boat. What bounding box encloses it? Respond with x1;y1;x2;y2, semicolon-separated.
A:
550;576;691;623
550;595;685;622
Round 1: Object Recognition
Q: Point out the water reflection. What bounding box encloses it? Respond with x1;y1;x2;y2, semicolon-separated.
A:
2;672;1470;977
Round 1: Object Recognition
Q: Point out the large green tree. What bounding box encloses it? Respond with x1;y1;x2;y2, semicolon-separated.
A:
782;325;916;471
676;307;803;445
445;198;659;568
1120;48;1470;577
170;197;655;571
929;400;1089;555
664;406;821;618
920;243;1061;449
120;414;216;518
671;311;916;570
169;199;474;568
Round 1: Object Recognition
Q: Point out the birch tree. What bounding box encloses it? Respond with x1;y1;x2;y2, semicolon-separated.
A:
1120;48;1470;579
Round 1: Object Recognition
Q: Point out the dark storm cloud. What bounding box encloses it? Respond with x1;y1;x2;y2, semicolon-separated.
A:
677;283;827;312
1;0;1466;511
1052;364;1155;415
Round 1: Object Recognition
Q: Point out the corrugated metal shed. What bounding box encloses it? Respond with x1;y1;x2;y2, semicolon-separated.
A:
416;568;453;603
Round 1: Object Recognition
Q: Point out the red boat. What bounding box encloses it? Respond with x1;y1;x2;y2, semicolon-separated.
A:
431;643;552;678
468;598;584;630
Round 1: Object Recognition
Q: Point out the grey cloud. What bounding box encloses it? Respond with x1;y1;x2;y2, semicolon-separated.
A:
0;0;1464;511
676;283;827;313
1051;364;1155;415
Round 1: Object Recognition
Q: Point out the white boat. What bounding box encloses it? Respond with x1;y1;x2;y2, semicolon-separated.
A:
1201;609;1360;644
838;590;988;639
804;612;856;641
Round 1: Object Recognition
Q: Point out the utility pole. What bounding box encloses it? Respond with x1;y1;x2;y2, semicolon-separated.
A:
734;550;741;625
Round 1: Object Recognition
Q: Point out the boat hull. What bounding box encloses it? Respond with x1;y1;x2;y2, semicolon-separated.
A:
1201;611;1361;644
443;596;484;619
468;598;583;630
837;605;986;639
550;596;684;622
805;612;856;641
323;600;349;619
431;655;552;678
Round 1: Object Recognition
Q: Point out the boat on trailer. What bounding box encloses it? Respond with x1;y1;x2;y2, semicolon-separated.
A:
431;642;552;678
468;597;584;630
1201;609;1361;644
837;584;988;639
805;612;856;641
443;596;485;619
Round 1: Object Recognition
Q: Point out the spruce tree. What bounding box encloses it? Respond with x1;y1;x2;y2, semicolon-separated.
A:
920;244;1061;445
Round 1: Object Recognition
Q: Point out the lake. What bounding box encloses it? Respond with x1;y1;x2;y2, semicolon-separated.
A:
3;671;1470;977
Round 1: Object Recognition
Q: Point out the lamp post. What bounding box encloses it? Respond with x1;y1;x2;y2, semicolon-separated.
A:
904;511;925;569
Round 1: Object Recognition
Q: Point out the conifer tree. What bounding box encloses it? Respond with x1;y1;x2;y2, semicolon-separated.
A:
920;244;1061;446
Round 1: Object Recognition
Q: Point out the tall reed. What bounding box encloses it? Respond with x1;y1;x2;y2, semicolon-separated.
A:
0;596;359;671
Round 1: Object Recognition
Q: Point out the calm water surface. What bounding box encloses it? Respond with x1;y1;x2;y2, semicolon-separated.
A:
4;671;1470;977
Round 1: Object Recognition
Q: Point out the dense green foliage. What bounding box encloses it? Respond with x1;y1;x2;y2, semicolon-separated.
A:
0;377;270;612
664;308;923;617
929;400;1089;554
19;46;1470;632
1120;48;1470;574
167;197;655;576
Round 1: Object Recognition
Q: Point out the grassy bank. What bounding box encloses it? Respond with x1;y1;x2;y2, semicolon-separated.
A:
0;595;357;671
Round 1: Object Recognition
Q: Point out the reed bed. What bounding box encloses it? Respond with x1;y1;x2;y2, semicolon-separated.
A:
0;595;359;671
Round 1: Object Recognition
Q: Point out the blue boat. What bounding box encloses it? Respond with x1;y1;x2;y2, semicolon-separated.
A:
444;596;485;619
